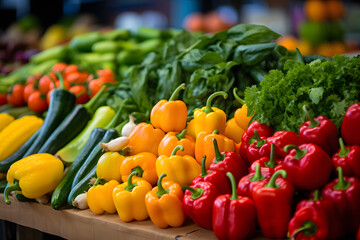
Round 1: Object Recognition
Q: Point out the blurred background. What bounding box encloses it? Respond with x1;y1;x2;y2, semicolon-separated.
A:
0;0;359;71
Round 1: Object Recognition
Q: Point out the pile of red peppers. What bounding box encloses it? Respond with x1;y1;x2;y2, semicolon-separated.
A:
181;103;360;240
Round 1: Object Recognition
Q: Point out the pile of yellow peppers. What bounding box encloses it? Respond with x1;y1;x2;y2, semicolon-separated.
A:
86;83;252;228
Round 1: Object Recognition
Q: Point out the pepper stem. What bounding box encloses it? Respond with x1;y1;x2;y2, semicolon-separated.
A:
93;178;102;187
168;83;186;101
156;174;170;197
212;129;219;134
338;138;350;158
212;138;226;163
200;155;208;177
4;180;21;205
254;130;267;148
182;186;204;200
284;144;308;160
291;221;318;239
125;171;138;192
265;170;287;189
226;172;238;200
265;143;277;168
233;88;245;106
55;72;65;89
303;105;320;128
131;166;144;177
83;86;106;114
312;189;321;201
334;166;350;190
104;99;127;130
170;145;184;157
175;129;187;140
249;164;266;182
203;91;228;114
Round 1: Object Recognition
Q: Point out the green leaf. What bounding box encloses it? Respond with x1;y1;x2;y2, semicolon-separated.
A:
233;43;277;66
227;24;281;44
309;87;324;104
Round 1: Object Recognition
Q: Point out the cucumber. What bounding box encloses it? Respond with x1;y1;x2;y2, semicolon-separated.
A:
71;128;119;189
67;166;97;206
50;128;105;209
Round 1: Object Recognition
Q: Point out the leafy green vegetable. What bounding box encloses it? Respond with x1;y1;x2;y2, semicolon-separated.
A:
245;55;360;132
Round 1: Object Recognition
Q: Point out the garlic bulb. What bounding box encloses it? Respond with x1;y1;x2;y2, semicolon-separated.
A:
73;193;88;210
99;136;129;152
121;115;136;137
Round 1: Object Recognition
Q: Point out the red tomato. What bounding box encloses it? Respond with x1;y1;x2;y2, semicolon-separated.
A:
46;89;52;105
49;79;71;91
65;72;88;84
23;83;36;103
64;64;78;75
52;62;67;73
0;93;7;106
97;69;115;80
7;84;25;107
70;85;90;104
28;90;48;113
26;73;41;85
39;73;57;94
88;78;107;99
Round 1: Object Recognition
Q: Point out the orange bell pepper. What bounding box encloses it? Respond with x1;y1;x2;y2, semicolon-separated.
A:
150;83;187;133
126;122;165;156
156;145;201;186
186;119;196;139
120;152;158;186
87;179;119;214
145;174;186;228
195;130;236;169
193;91;228;137
233;88;252;130
158;129;195;157
113;171;152;222
224;118;245;144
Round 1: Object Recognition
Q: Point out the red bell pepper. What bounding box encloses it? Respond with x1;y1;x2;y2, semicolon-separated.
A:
299;105;339;156
295;190;343;239
213;172;257;240
267;130;302;158
252;170;294;239
357;227;360;240
192;156;231;195
332;138;360;178
239;121;273;162
288;205;330;240
281;144;333;190
341;103;360;146
237;164;272;198
209;138;248;184
182;181;220;230
249;143;283;174
246;130;271;164
322;166;360;235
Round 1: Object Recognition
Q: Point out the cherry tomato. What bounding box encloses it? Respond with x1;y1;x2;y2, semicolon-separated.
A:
39;73;57;94
46;89;52;106
0;93;7;106
52;62;67;73
64;64;78;75
70;85;89;104
23;83;36;103
88;78;107;99
97;69;115;80
26;73;41;85
7;84;25;107
65;72;88;84
48;79;71;91
28;90;48;113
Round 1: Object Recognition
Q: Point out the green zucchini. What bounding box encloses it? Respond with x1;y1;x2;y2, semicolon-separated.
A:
50;128;105;209
71;128;119;189
0;179;7;193
22;88;76;158
0;130;40;173
15;193;35;202
67;166;97;206
38;105;91;154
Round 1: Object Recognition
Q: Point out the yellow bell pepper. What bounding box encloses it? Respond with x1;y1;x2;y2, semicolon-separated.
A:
87;179;119;215
113;171;152;222
185;119;196;139
150;83;188;133
96;152;125;182
193;91;228;137
126;122;165;156
145;174;186;228
0;113;14;132
0;115;43;161
195;130;236;169
224;118;245;144
120;152;158;186
157;129;195;157
233;88;252;130
4;153;64;204
156;145;201;186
